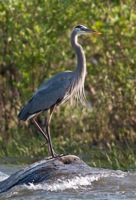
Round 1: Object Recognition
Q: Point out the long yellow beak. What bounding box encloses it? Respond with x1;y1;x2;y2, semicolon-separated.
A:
91;31;101;34
86;27;101;34
89;30;101;34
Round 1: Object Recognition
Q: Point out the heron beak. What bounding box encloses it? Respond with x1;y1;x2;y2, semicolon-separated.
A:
87;29;101;34
91;31;101;34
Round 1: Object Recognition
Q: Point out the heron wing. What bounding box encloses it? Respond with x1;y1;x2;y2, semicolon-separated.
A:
18;71;73;120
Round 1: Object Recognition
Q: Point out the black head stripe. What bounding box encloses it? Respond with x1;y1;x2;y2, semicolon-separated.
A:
74;25;87;31
75;25;83;29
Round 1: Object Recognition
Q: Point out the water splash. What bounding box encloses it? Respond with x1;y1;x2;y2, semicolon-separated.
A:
0;169;135;200
27;175;97;191
26;171;126;192
0;172;9;182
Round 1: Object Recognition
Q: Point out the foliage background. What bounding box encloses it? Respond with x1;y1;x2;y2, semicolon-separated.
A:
0;0;135;170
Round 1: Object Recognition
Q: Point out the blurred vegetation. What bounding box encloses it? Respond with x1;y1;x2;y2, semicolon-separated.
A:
0;0;136;170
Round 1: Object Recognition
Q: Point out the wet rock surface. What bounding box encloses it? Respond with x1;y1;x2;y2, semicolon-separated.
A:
0;155;87;193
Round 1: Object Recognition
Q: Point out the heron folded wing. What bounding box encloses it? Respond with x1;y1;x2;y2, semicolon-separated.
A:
18;71;73;121
28;78;72;114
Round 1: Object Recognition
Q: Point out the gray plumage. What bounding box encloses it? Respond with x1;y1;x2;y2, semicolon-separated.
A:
18;72;73;120
18;25;101;157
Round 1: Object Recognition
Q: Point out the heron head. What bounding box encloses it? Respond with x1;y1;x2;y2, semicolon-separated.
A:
74;25;101;35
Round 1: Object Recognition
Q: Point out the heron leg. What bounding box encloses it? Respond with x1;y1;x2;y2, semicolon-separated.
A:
31;118;48;143
46;105;56;158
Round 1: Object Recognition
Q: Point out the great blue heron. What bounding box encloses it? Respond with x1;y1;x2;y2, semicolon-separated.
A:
18;25;101;158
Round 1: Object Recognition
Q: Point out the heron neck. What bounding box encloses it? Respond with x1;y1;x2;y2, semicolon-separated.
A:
70;32;86;78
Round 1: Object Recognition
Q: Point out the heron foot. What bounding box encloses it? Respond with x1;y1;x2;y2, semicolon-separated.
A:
41;140;56;158
49;148;57;158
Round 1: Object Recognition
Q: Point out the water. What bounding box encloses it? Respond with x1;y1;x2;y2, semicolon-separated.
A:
0;162;136;199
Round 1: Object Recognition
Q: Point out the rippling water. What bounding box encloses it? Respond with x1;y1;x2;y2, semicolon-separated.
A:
0;164;136;200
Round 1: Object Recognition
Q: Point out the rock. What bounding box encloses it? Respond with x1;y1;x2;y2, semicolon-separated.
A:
0;155;88;194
